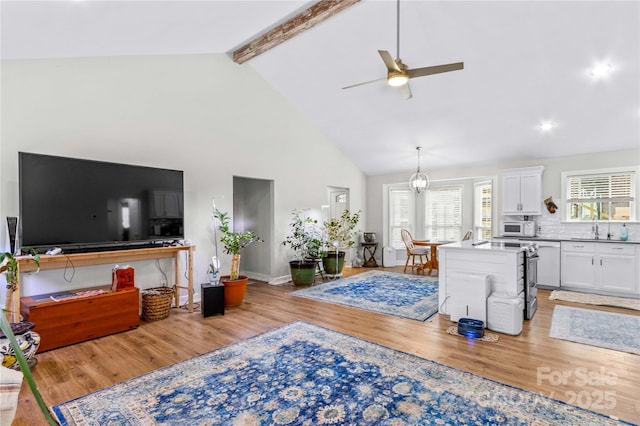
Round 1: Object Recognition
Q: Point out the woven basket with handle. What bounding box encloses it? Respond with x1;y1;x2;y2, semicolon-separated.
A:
141;287;174;321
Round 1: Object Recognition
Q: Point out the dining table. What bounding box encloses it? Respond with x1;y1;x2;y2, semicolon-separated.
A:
413;240;452;276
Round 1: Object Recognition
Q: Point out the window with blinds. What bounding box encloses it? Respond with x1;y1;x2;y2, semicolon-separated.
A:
474;182;492;240
565;169;636;221
424;186;463;241
388;187;414;250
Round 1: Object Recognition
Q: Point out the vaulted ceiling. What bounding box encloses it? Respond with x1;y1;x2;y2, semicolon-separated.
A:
2;1;638;176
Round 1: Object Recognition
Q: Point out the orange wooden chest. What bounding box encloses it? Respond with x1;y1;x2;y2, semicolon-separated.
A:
20;287;140;352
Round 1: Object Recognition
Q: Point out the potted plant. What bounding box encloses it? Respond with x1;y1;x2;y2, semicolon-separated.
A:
1;249;40;322
322;209;361;276
0;313;57;425
213;209;263;306
282;209;323;286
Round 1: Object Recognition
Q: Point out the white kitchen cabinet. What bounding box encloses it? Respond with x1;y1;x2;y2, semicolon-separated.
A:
561;242;596;289
597;244;637;293
561;241;638;295
501;166;544;216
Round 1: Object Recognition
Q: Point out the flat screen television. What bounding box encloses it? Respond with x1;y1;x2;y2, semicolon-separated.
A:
19;152;184;254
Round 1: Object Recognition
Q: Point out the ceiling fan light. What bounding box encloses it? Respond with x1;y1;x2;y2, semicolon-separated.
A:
388;73;409;87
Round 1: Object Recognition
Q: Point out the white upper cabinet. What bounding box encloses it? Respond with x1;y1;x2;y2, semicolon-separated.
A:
501;166;544;215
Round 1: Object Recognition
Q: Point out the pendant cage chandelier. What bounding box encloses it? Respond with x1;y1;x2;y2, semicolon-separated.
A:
409;146;430;193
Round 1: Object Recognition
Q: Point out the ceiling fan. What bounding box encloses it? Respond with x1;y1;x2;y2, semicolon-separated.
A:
342;0;464;100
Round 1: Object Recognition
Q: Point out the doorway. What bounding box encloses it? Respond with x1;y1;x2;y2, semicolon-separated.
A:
232;176;273;281
328;186;349;220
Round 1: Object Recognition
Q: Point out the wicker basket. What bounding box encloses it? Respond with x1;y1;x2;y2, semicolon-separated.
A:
141;287;174;321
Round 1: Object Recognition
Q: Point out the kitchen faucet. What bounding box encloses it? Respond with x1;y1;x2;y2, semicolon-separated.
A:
592;217;600;240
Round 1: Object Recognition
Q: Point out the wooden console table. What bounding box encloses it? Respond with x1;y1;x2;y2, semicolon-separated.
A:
13;245;195;319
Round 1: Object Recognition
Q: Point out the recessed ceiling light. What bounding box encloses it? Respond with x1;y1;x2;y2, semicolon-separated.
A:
590;62;613;78
539;121;555;132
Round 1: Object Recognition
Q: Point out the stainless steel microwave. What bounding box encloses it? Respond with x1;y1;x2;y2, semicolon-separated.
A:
501;221;536;237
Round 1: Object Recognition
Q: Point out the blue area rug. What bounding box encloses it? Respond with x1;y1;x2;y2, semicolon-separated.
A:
292;270;438;320
550;305;640;354
52;321;627;425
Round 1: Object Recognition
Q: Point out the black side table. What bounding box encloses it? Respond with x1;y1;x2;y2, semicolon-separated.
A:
201;283;225;317
361;243;379;267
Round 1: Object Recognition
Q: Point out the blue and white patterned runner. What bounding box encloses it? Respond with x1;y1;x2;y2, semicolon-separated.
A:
292;270;439;320
550;305;640;354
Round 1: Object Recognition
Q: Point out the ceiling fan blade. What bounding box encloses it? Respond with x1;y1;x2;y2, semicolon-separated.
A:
342;76;386;90
378;50;401;72
397;82;412;100
407;62;464;79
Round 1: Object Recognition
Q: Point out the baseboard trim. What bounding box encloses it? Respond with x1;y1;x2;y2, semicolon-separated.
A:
269;275;292;285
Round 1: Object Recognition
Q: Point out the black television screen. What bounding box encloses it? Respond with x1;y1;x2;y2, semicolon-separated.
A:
19;152;184;253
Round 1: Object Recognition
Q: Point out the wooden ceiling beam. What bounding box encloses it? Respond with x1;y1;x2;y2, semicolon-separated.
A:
232;0;360;64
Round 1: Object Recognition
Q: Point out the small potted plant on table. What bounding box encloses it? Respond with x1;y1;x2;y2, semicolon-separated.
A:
213;209;263;306
322;209;361;276
282;209;323;286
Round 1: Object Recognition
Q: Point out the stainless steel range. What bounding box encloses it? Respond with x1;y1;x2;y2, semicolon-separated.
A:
491;240;538;319
522;244;538;320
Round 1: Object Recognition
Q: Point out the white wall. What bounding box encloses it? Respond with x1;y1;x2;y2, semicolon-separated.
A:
0;54;366;302
367;149;640;263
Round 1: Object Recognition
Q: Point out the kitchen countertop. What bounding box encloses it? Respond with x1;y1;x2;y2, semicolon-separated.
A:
493;236;640;244
440;241;524;252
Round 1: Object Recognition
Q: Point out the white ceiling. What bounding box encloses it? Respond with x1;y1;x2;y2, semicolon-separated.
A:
2;0;639;176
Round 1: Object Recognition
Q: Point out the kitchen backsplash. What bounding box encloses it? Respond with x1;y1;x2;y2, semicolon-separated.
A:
534;215;638;241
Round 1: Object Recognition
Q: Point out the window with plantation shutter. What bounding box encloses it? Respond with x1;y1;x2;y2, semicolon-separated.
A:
389;187;414;250
424;186;463;241
474;182;492;240
564;168;636;221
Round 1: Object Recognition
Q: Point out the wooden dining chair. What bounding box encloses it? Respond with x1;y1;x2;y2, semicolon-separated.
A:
400;229;430;274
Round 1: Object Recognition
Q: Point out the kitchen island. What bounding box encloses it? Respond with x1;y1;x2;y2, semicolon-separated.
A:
438;241;533;334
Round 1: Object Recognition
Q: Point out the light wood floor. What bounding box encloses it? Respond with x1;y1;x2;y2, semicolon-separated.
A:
13;266;640;425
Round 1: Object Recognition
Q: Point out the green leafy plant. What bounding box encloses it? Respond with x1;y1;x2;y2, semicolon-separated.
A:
213;209;263;280
323;209;361;253
214;210;263;255
1;249;40;321
282;209;323;261
0;313;57;425
1;249;40;290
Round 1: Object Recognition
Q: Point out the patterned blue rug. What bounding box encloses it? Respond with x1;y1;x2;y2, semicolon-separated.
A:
52;321;627;425
550;305;640;354
292;270;439;321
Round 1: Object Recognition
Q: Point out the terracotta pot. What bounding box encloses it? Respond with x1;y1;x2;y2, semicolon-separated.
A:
220;275;249;307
